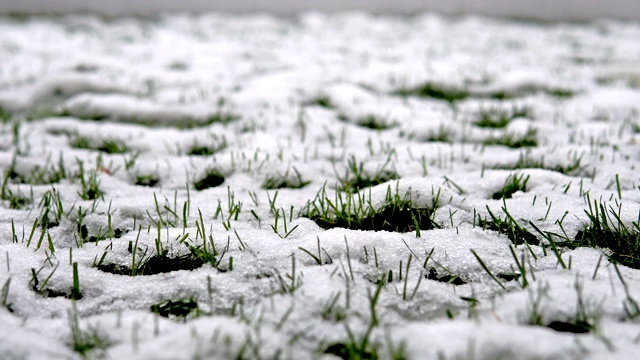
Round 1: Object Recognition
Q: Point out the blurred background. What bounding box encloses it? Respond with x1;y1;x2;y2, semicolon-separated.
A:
0;0;639;21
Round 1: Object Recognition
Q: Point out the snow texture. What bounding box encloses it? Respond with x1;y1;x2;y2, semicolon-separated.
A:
1;10;640;360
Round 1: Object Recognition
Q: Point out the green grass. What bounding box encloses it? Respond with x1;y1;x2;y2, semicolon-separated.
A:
476;205;540;246
396;82;469;104
263;167;311;190
303;184;440;233
483;128;538;148
306;95;335;109
68;302;110;357
475;105;532;129
492;173;530;199
0;106;11;123
75;162;104;201
573;196;640;269
493;151;585;175
337;156;398;193
338;114;396;130
194;168;225;191
135;175;160;187
150;297;200;321
187;136;227;156
69;133;129;154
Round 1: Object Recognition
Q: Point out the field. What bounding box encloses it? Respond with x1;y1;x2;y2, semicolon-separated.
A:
1;12;640;359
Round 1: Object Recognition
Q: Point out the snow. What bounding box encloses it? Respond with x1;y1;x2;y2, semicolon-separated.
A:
1;11;640;360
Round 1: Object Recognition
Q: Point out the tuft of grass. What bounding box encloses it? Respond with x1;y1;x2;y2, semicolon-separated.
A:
426;267;466;286
303;184;440;233
337;156;398;193
187;136;227;156
0;106;11;123
263;167;311;190
396;82;469;104
306;95;335;109
573;196;640;269
68;302;110;357
492;173;530;200
135;174;160;187
75;161;104;201
475;105;532;129
194;168;225;191
493;151;585;175
483;128;538;148
150;297;200;321
339;114;396;130
69;133;129;154
476;205;540;246
323;278;386;359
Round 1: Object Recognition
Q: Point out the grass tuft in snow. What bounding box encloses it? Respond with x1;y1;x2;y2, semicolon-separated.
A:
263;167;310;190
303;184;440;233
396;82;469;104
492;173;530;199
194;168;225;191
336;156;398;193
494;151;585;175
69;302;110;356
306;95;335;109
476;205;540;246
150;297;200;321
69;133;129;154
75;161;104;201
135;174;160;187
483;128;538;148
573;197;640;269
475;105;532;128
187;136;227;156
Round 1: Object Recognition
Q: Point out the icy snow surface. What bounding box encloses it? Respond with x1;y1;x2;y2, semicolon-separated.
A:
1;12;640;360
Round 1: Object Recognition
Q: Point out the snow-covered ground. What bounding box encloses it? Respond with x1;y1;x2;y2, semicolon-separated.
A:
1;11;640;360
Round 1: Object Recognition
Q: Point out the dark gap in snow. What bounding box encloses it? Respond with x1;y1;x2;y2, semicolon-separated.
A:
546;320;592;334
426;268;467;285
150;297;200;321
194;169;225;191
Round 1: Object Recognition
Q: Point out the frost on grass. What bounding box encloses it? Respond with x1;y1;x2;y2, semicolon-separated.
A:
1;11;640;360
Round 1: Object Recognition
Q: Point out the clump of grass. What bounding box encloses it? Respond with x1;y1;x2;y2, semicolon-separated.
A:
263;167;310;190
75;162;104;201
150;297;200;321
69;133;129;154
423;125;453;143
492;173;530;199
338;114;396;130
396;82;469;104
573;196;640;269
0;106;11;123
135;175;160;187
68;303;110;357
475;105;532;129
476;205;540;246
187;136;227;156
1;156;32;209
99;223;230;276
337;156;398;193
306;95;335;109
303;184;441;233
98;250;205;276
483;128;538;148
426;267;466;285
194;168;225;191
493;151;585;175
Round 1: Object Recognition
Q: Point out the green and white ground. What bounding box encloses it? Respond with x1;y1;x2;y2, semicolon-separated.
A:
1;12;640;359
